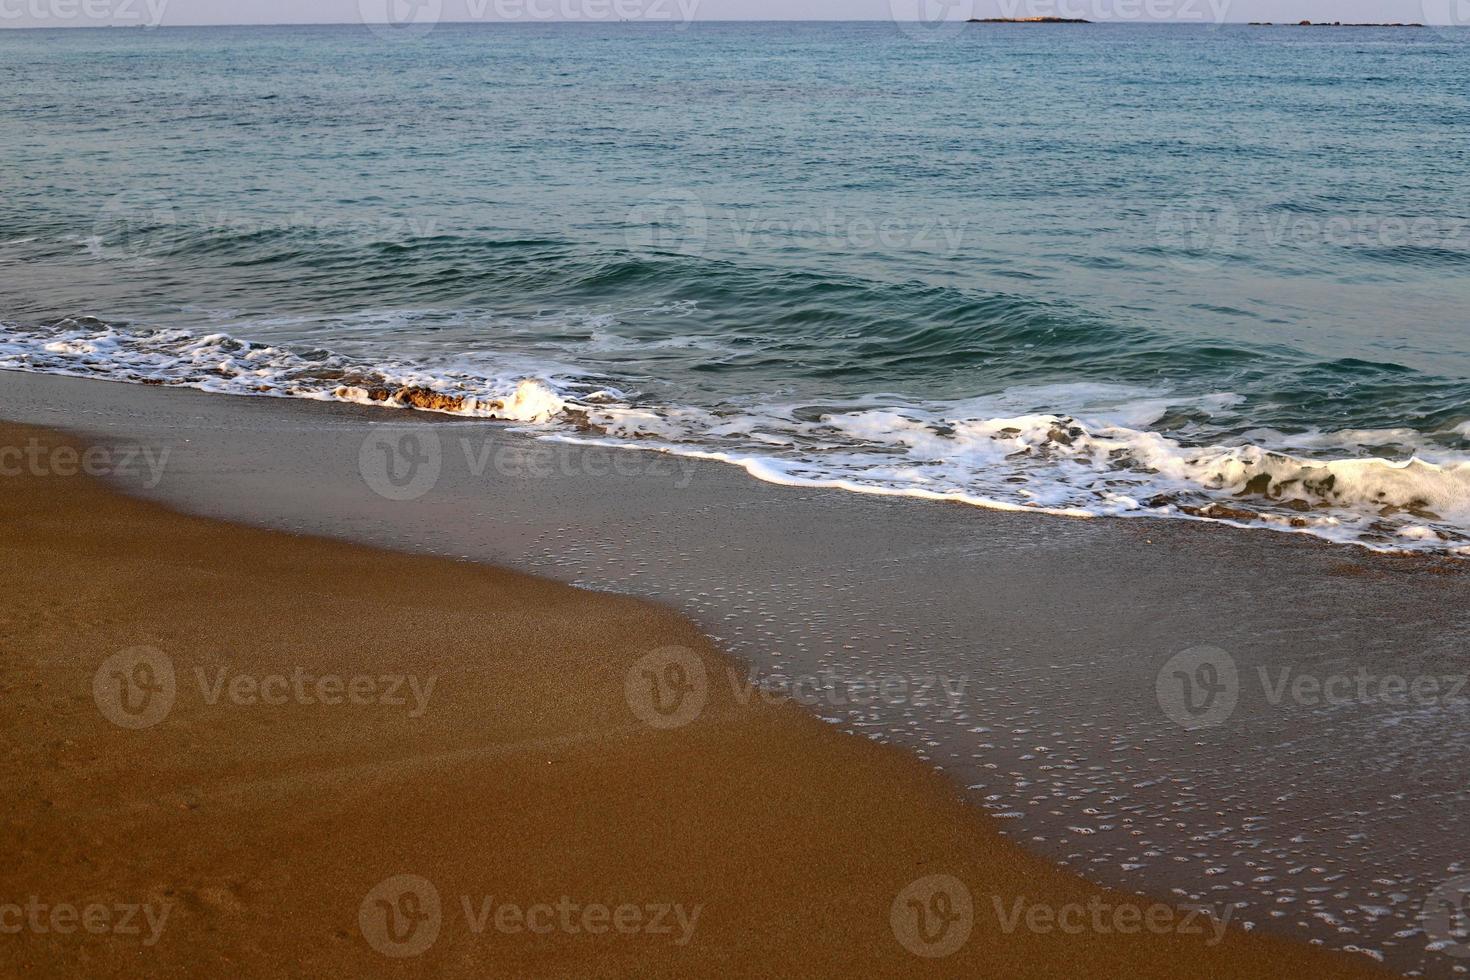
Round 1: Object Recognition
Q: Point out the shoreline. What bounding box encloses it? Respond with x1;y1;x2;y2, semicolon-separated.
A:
0;417;1390;976
3;371;1467;974
4;325;1467;560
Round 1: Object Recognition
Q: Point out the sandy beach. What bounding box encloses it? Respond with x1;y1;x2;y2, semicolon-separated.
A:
0;415;1398;977
3;369;1467;975
5;12;1470;978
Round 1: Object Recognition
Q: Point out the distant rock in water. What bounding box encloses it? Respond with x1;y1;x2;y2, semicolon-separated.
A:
1248;20;1425;27
967;17;1091;23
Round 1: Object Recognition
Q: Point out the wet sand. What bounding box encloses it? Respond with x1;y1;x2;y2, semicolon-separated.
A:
0;416;1393;977
4;371;1469;976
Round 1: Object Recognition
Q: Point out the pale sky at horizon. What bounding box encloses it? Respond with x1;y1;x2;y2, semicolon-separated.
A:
0;0;1460;29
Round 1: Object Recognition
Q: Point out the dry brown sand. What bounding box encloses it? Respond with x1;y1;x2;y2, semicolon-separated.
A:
0;422;1388;977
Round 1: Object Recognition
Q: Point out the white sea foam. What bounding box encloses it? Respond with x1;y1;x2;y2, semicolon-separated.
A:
0;319;579;423
564;413;1470;552
3;319;1468;555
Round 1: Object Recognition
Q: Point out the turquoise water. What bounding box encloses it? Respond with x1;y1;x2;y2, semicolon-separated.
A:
3;23;1470;549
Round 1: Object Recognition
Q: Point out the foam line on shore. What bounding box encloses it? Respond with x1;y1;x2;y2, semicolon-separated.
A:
3;318;1469;556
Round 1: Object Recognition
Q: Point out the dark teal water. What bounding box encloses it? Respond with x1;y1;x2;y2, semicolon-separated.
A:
2;23;1469;549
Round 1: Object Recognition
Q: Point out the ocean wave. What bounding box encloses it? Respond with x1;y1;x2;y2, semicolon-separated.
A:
578;397;1470;553
0;316;591;422
3;317;1468;556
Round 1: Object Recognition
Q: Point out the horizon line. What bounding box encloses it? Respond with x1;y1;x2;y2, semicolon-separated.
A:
0;18;1457;31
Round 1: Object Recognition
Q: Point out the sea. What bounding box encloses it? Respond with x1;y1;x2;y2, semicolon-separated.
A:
3;21;1469;552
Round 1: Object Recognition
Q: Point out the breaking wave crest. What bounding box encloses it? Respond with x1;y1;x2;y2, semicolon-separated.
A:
0;316;582;422
3;317;1469;555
